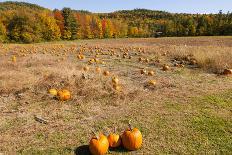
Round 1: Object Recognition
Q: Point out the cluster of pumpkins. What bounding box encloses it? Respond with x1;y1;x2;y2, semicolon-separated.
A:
89;123;142;155
48;89;71;101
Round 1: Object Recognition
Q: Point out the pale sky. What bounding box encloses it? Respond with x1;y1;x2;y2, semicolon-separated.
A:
0;0;231;13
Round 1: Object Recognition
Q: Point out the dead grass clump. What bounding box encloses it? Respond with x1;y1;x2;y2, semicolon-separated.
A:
170;46;232;73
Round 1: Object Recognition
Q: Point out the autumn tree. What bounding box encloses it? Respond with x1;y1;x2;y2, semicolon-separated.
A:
7;12;41;43
39;12;61;41
0;21;7;42
53;9;65;36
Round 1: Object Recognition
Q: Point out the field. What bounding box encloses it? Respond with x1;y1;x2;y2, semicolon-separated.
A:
0;37;232;154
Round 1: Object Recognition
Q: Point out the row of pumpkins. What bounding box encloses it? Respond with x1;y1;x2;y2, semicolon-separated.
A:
89;123;142;155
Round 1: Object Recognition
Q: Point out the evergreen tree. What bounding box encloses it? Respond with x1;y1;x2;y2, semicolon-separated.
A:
62;8;78;40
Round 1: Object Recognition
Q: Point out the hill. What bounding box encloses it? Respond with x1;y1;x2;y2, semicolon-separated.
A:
0;1;48;11
0;1;231;43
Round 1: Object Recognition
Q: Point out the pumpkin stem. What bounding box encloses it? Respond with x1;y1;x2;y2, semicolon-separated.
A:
128;120;132;131
91;130;99;140
114;126;117;133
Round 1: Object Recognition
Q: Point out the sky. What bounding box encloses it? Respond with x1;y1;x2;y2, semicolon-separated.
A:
0;0;231;14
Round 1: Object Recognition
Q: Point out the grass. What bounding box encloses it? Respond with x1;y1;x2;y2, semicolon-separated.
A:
0;37;231;154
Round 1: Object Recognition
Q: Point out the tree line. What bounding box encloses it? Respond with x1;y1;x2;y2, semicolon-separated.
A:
0;2;231;43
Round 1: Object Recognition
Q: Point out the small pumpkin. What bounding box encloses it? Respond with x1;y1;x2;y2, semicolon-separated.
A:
223;69;232;75
12;55;16;63
57;89;71;101
48;89;57;96
96;67;101;73
103;71;110;76
107;127;121;148
138;57;143;62
148;71;155;76
77;54;85;60
113;84;121;91
83;66;90;71
190;59;197;65
140;69;147;75
112;77;119;85
121;122;142;151
89;133;109;155
162;65;170;71
148;80;156;86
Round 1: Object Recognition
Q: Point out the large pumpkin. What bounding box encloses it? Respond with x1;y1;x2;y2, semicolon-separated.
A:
57;89;71;101
89;133;109;155
121;124;142;151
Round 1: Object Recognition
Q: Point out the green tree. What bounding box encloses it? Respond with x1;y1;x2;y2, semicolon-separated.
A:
62;8;78;40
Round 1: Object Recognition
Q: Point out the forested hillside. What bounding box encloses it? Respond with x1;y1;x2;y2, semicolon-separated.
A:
0;1;231;43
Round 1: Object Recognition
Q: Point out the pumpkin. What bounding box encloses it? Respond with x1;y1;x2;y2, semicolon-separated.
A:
113;84;121;91
48;89;57;96
108;128;121;148
162;65;170;71
103;71;110;76
148;71;155;76
83;66;90;71
112;77;119;85
223;69;232;75
12;56;16;62
89;133;109;155
138;57;143;62
88;59;95;64
121;122;142;151
190;59;197;65
140;69;147;75
96;67;101;73
57;89;71;101
77;54;85;60
148;80;156;86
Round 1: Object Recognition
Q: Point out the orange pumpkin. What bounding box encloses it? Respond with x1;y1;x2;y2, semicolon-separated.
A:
57;89;71;101
148;71;155;76
140;69;147;75
12;55;16;63
162;65;170;71
108;128;121;148
103;71;110;76
83;66;90;71
89;133;109;155
223;69;232;75
96;67;101;73
121;123;142;151
113;84;121;91
112;77;119;85
145;58;149;63
148;80;156;86
77;54;85;60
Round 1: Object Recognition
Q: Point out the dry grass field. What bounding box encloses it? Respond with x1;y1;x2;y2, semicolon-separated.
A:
0;37;232;154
